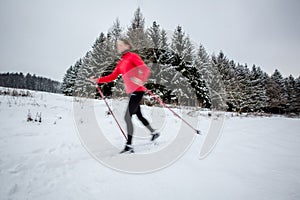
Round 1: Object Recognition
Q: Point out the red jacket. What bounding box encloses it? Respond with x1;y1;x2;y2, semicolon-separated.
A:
97;51;150;94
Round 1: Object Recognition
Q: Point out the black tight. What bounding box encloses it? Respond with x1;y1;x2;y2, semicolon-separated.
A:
124;91;150;145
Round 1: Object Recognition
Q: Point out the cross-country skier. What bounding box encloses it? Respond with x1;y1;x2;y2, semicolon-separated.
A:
90;38;160;153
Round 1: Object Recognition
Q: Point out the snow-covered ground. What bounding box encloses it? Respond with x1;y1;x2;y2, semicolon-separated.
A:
0;87;300;200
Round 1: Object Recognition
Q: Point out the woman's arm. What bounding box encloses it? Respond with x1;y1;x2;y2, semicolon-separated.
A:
96;67;120;83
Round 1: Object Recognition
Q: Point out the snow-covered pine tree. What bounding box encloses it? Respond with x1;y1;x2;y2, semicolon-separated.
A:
209;52;229;110
160;29;168;50
145;22;175;104
73;52;96;97
69;60;81;95
107;21;126;98
194;44;213;108
170;26;193;106
127;7;151;52
108;18;123;47
169;27;210;107
89;33;113;68
184;36;195;65
236;64;253;113
25;73;35;91
146;21;173;86
266;69;285;114
148;21;161;49
19;72;25;89
74;32;119;98
171;26;185;55
248;65;268;112
0;72;60;93
295;76;300;113
185;40;210;107
61;66;73;96
147;21;163;84
283;75;297;113
61;60;81;96
224;60;240;111
195;44;210;76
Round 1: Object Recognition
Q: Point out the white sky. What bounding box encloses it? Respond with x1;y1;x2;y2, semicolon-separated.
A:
0;0;299;81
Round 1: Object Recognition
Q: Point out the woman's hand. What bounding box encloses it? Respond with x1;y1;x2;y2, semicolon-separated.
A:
89;76;98;83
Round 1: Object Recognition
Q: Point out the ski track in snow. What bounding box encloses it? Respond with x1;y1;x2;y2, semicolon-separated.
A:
0;87;300;200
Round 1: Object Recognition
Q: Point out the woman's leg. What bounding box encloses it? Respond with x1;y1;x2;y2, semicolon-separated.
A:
135;106;155;132
124;92;142;145
131;92;155;132
124;108;133;145
124;92;157;146
135;103;159;141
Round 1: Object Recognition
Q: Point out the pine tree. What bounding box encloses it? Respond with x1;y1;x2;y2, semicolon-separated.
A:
195;45;210;72
61;60;80;96
73;51;96;97
108;18;123;46
148;21;161;49
209;53;228;110
295;76;300;113
195;44;213;108
146;21;170;85
160;29;169;50
283;75;297;113
73;32;120;98
144;24;175;104
171;26;186;59
25;73;33;90
248;65;267;112
170;27;209;107
0;72;59;93
127;7;151;51
235;64;252;112
169;26;192;105
266;69;285;113
60;7;300;114
184;40;210;107
74;53;100;97
19;72;25;89
108;21;126;98
184;36;195;64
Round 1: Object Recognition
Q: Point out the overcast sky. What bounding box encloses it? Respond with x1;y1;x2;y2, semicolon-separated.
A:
0;0;299;81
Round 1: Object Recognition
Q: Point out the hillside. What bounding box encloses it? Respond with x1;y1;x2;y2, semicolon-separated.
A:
0;87;299;200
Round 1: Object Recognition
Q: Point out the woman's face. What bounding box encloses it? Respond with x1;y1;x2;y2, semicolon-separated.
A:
116;40;130;54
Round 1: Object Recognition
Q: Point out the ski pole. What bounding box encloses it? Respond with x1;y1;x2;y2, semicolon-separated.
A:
145;88;201;135
96;86;128;140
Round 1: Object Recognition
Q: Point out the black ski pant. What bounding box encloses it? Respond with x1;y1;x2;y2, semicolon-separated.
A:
124;91;150;145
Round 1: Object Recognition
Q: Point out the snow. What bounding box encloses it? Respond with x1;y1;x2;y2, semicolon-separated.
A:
0;87;300;200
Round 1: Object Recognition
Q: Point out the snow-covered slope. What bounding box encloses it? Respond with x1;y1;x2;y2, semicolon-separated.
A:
0;87;300;200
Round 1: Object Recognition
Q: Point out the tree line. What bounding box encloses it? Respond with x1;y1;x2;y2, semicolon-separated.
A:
61;8;300;114
0;72;61;93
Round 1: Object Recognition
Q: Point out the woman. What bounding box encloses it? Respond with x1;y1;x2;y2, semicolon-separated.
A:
90;38;160;153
